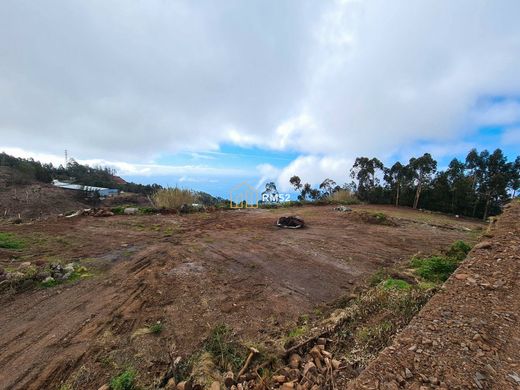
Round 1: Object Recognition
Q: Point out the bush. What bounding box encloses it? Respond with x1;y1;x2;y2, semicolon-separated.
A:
446;240;471;261
328;190;360;205
110;369;136;390
152;188;195;210
410;256;460;282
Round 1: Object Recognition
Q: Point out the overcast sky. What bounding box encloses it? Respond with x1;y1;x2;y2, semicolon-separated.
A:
1;0;520;196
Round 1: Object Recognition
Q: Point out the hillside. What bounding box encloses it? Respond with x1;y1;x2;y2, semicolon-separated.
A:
0;167;89;219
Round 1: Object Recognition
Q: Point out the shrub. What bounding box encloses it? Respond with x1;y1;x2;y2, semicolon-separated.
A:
328;190;360;205
149;322;163;334
446;240;471;261
410;255;460;282
110;369;136;390
152;187;195;210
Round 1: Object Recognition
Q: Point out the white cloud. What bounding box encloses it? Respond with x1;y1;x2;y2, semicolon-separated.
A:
502;127;520;145
275;155;353;192
1;0;520;179
472;100;520;126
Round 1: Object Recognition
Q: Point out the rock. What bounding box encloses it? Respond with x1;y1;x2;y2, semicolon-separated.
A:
404;368;413;379
289;353;302;369
124;207;138;215
331;359;341;370
475;241;492;250
43;276;55;284
303;361;317;376
64;263;75;273
210;382;220;390
224;371;235;388
98;385;109;390
454;273;469;280
317;337;327;345
165;378;176;389
281;383;295;390
334;206;352;212
273;375;287;384
177;381;192;390
7;271;25;280
19;261;32;268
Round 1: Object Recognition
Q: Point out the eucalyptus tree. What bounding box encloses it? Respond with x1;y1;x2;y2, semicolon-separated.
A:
409;153;437;209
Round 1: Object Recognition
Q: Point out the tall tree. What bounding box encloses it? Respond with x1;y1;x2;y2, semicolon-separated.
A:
409;153;437;209
481;149;511;220
384;161;406;206
319;178;337;197
350;157;384;201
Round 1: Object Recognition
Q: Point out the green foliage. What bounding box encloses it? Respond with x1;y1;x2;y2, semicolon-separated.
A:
410;255;460;282
369;269;387;286
410;240;471;282
110;369;136;390
148;322;163;334
381;278;411;290
446;240;471;261
0;232;24;249
204;324;246;371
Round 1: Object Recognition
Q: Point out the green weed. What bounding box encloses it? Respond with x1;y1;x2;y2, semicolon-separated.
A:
110;369;136;390
0;232;24;249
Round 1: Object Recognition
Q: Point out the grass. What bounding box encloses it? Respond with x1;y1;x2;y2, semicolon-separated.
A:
410;240;471;283
152;187;195;209
110;369;137;390
328;190;360;205
381;277;411;290
0;232;24;249
204;324;246;371
148;322;163;334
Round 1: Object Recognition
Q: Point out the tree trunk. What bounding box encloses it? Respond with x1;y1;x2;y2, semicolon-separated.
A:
483;194;491;221
413;182;422;209
395;183;400;207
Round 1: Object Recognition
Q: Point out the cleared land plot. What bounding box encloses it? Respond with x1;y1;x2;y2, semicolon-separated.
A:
0;205;484;389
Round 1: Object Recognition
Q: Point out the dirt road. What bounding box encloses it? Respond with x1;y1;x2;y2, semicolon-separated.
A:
0;206;481;389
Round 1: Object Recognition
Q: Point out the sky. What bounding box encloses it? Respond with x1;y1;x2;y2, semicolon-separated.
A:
1;0;519;198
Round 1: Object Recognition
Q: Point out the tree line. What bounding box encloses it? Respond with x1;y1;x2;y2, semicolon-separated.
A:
0;152;160;195
288;148;519;220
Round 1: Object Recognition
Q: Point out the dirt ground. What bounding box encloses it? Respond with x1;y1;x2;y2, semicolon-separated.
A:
348;201;520;390
0;167;89;219
0;205;483;389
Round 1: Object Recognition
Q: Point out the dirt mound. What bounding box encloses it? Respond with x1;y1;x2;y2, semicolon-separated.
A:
347;201;520;389
0;167;89;219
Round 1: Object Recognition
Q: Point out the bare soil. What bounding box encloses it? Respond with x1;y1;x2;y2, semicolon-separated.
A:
348;201;520;389
0;205;483;389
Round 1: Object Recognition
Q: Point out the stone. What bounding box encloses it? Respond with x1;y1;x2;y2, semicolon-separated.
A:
64;263;75;273
405;368;413;379
124;207;138;215
43;276;55;284
475;241;492;250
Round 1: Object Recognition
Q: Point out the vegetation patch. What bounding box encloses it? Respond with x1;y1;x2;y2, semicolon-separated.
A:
380;277;411;290
0;232;24;249
148;322;163;335
203;324;247;372
410;240;471;283
110;368;137;390
152;187;195;210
